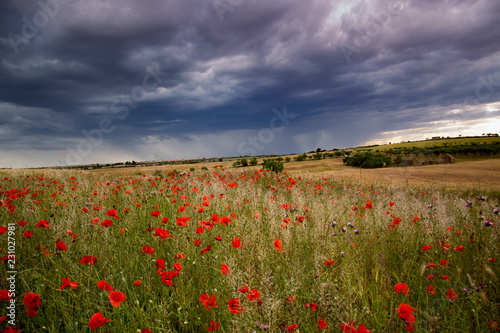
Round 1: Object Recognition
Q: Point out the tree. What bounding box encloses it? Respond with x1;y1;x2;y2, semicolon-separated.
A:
285;157;291;162
240;158;248;167
250;157;258;166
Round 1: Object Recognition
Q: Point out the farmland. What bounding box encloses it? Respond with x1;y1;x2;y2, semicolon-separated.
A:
0;163;499;332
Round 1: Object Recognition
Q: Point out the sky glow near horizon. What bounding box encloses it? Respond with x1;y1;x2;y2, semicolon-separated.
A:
0;0;499;168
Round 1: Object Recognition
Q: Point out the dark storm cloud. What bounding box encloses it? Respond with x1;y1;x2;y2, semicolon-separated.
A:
0;0;499;167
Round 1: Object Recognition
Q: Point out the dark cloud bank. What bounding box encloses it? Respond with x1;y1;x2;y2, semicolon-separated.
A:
1;0;499;168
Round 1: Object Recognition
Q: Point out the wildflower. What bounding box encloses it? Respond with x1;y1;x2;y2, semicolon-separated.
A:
200;294;218;311
396;304;417;332
341;319;371;333
0;290;12;301
304;303;317;311
454;245;464;252
206;320;220;331
317;318;328;329
23;231;33;238
426;284;436;295
79;256;97;265
106;209;119;219
23;292;41;317
446;288;457;300
238;285;248;293
36;219;49;229
246;289;260;302
56;240;67;251
142;245;154;255
58;277;78;290
227;298;243;314
97;281;113;292
232;237;243;248
134;280;142;286
201;245;212;255
441;275;450;281
324;259;335;266
88;312;111;331
109;291;126;307
274;239;283;252
221;264;230;275
287;294;296;303
439;259;448;267
174;263;182;271
394;283;410;296
151;210;161;217
101;219;113;227
286;324;298;332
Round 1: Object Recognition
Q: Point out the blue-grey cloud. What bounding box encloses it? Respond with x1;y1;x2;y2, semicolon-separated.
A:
0;0;499;168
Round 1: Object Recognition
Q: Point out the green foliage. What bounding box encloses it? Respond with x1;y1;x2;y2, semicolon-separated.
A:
201;166;208;171
250;157;258;166
262;158;284;172
295;153;307;161
240;158;248;167
343;152;392;168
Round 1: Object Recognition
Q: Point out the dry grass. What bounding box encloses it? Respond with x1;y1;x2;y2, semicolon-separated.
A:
6;157;500;192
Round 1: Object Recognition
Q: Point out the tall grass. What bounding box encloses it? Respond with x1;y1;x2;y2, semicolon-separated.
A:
0;168;498;332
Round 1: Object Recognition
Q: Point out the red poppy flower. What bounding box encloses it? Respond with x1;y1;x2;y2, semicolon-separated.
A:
23;292;41;317
389;201;395;207
156;258;165;272
428;262;436;268
317;318;328;329
221;264;230;275
421;245;432;251
161;217;169;223
97;281;113;292
174;263;182;271
200;294;218;311
58;277;78;290
206;320;220;331
238;285;248;293
232;237;243;248
454;245;464;252
324;259;335;266
221;216;231;226
142;329;153;333
151;210;161;217
109;291;126;307
286;324;298;332
215;235;222;241
17;220;28;226
441;275;450;281
442;243;451;250
246;289;260;302
88;312;111;331
426;284;436;295
446;288;457;300
396;303;417;324
287;294;296;303
305;303;317;310
154;228;173;239
194;239;202;247
142;245;154;255
227;298;243;314
0;290;12;301
176;216;191;226
176;253;186;259
106;209;119;219
394;283;410;296
134;280;142;286
23;231;33;238
274;239;283;252
439;259;448;267
36;219;49;229
79;256;97;265
101;219;113;227
201;245;212;255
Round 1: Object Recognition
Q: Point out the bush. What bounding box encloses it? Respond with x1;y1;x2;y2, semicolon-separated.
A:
240;158;248;167
343;152;392;168
201;166;208;171
262;158;284;173
295;153;307;161
250;157;258;166
190;167;195;172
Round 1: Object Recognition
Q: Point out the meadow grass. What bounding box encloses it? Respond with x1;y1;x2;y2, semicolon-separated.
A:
0;168;498;332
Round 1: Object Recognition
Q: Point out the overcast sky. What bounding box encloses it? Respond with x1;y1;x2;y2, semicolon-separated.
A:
1;0;499;168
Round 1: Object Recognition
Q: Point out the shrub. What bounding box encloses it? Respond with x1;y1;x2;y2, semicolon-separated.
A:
262;158;284;172
250;157;258;166
343;152;392;168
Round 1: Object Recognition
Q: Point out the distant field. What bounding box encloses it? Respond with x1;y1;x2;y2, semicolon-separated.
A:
363;136;500;151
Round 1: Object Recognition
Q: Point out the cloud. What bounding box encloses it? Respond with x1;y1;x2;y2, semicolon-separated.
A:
0;0;499;168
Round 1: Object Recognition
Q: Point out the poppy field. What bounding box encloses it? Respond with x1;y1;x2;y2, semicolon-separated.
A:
0;167;499;332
